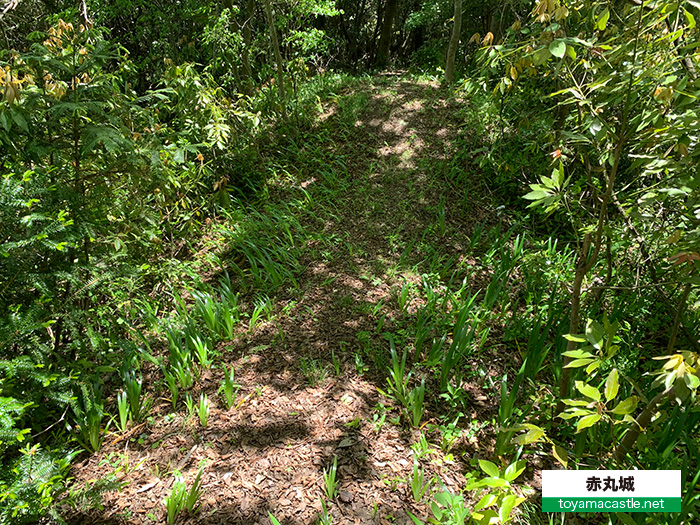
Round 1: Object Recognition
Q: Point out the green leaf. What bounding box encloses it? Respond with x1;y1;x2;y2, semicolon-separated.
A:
512;428;544;445
575;380;601;401
586;360;602;375
684;373;700;390
586;319;605;350
474;493;498;511
576;413;601;432
472;509;498;525
0;111;9;131
434;492;452;506
504;460;526;482
686;9;697;30
605;369;619;402
561;399;590;407
559;408;593;420
268;513;282;525
597;8;610;31
562;348;593;357
564;358;595;368
500;494;517;523
563;334;587;343
478;460;500;478
617;513;637;525
611;396;638;415
552;444;569;468
478;477;510;488
11;110;28;132
532;46;552;65
549;40;566;59
524;189;549;201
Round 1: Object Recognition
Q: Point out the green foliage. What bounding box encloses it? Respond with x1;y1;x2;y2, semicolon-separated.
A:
164;468;206;525
382;336;411;408
116;390;128;432
198;394;210;427
69;380;104;453
0;444;79;524
466;459;527;525
220;365;240;410
428;488;470;525
322;455;338;500
410;456;432;502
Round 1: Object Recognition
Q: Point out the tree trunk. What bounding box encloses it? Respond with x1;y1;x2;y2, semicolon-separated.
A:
241;0;255;94
487;7;503;44
614;385;676;463
262;0;286;119
376;0;398;67
445;0;462;84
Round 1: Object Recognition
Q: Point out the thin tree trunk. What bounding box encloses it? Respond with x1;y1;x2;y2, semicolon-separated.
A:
445;0;462;84
376;0;398;67
262;0;286;119
241;0;255;94
614;385;676;463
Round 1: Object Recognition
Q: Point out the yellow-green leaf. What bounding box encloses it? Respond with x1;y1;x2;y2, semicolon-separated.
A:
605;368;619;402
478;460;500;478
524;189;549;201
611;396;638;415
549;40;566;59
561;399;590;406
684;373;700;390
499;494;517;523
586;360;602;375
565;358;595;368
563;348;593;357
504;460;526;482
474;493;498;511
552;444;569;468
512;428;544;445
576;380;601;401
597;8;610;31
576;413;601;432
585;319;605;350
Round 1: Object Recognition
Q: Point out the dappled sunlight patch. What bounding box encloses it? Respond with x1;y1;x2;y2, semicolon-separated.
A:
317;106;336;121
300;176;316;188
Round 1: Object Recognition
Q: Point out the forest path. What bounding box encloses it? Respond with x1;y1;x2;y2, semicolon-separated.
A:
69;75;506;525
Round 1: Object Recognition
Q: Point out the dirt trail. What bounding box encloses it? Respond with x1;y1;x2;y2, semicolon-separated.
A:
68;76;498;525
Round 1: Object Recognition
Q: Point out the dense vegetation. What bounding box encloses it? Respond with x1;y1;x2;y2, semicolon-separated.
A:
1;0;698;523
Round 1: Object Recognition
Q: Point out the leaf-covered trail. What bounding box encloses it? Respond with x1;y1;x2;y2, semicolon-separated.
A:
68;75;506;525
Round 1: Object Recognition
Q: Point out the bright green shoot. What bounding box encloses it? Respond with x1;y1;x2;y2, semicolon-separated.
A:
221;365;240;409
189;333;212;369
198;394;209;427
384;336;410;408
164;476;186;525
408;378;426;427
164;370;179;409
117;390;129;432
323;455;338;500
184;466;204;512
123;370;144;422
410;456;431;502
164;467;205;524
